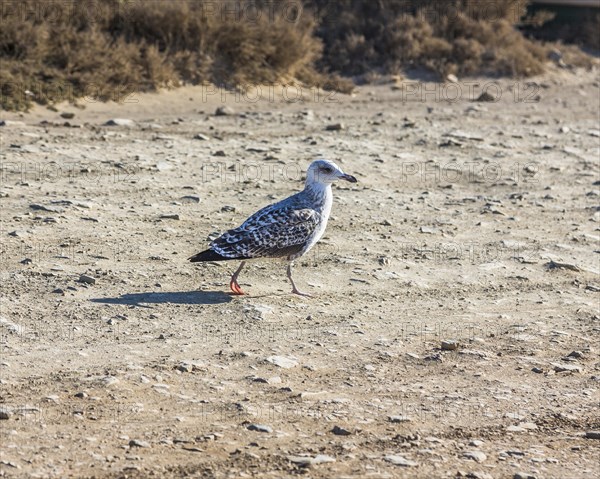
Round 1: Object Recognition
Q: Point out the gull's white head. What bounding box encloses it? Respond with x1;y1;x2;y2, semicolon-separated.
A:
305;159;357;186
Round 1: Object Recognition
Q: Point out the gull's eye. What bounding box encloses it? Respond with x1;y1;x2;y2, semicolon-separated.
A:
321;167;333;174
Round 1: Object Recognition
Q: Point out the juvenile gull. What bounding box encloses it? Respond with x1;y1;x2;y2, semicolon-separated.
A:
189;159;357;296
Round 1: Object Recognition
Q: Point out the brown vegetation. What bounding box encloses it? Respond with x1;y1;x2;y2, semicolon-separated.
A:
309;0;548;77
0;0;595;111
0;0;325;110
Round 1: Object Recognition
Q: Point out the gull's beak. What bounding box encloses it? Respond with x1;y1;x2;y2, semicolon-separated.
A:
340;173;357;183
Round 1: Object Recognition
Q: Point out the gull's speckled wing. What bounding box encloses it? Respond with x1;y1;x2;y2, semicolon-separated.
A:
211;202;320;260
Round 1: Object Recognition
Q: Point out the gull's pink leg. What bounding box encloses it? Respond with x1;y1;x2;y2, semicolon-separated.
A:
287;263;312;297
229;261;246;295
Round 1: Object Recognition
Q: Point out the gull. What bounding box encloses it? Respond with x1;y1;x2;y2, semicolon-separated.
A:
189;159;357;296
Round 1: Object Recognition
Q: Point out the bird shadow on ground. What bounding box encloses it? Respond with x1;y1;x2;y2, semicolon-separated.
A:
90;290;232;307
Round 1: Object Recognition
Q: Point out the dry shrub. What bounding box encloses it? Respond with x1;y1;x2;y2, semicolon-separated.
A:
0;0;595;110
0;0;324;110
209;16;321;86
309;0;549;78
523;6;600;52
582;13;600;50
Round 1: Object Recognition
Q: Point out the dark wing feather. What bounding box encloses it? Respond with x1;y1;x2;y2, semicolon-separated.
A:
211;207;320;259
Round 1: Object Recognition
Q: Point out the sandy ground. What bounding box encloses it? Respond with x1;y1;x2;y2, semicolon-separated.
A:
0;68;599;479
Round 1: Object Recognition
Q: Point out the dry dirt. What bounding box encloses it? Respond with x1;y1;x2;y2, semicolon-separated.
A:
0;69;599;479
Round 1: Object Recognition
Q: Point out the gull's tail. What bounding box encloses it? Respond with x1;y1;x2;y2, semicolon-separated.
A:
189;249;230;263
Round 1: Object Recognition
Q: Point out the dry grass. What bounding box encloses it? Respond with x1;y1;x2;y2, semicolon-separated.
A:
0;0;325;110
0;0;595;111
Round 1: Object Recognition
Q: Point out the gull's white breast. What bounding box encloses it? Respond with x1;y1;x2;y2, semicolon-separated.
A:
290;184;333;260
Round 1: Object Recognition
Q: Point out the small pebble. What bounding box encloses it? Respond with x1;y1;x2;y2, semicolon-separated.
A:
441;340;459;351
176;363;193;373
388;415;412;423
463;450;487;462
384;455;418;467
514;473;537;479
247;424;272;433
266;356;298;369
181;195;201;203
129;439;150;448
215;106;235;116
78;274;96;285
331;425;352;436
475;91;497;102
288;454;336;466
104;118;135;127
553;363;582;373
